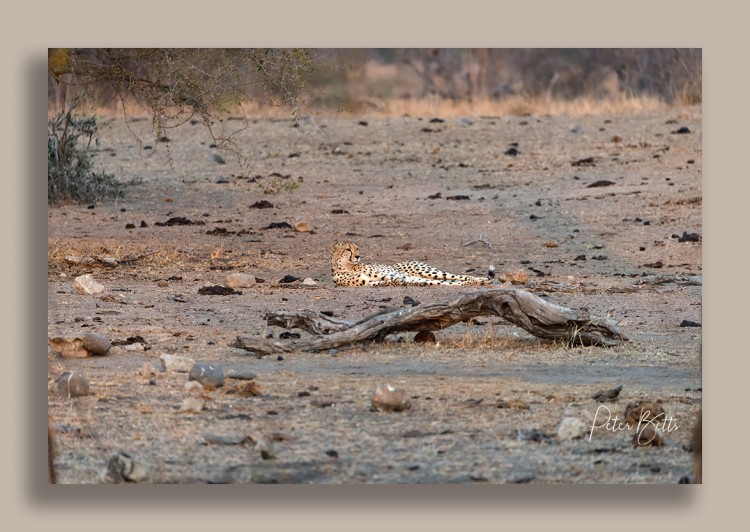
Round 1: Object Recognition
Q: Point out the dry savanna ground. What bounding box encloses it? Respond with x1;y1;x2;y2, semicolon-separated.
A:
48;104;702;483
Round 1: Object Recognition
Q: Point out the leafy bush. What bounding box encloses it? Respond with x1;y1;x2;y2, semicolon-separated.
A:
48;104;122;205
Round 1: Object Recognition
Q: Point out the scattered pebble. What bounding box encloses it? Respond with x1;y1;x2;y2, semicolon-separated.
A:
403;296;420;306
557;417;589;441
55;371;90;398
104;452;153;483
226;273;256;288
680;320;701;328
157;280;169;288
371;383;412;412
671;126;691;134
198;285;241;295
279;275;301;284
179;396;204;413
587;180;615;188
73;274;105;295
678;231;701;242
592;385;623;402
188;363;225;389
139;363;159;379
159;354;195;373
184;380;204;394
302;277;317;285
81;333;111;356
543;241;559;248
294;221;312;232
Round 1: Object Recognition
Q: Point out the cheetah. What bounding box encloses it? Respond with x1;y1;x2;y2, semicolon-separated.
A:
331;241;495;287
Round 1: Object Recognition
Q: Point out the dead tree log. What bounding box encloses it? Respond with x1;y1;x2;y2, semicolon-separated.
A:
231;288;628;356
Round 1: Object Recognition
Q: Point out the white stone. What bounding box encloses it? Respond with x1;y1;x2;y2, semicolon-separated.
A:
302;278;317;285
226;273;256;288
73;274;105;294
159;354;196;373
557;417;589;441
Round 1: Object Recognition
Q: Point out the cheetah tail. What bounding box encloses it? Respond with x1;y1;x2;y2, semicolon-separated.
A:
488;265;496;279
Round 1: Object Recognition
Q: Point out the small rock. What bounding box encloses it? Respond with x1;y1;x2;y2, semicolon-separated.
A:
543;241;559;248
678;232;701;242
179;397;204;413
73;274;105;295
225;367;257;380
188;363;225;388
371;383;412;412
592;385;623;402
139;363;159;379
157;280;169;288
82;333;111;356
159;354;195;373
226;273;256;288
557;417;589;441
123;342;145;352
55;371;90;398
680;320;701;328
184;380;204;394
294;221;312;232
671;126;691;134
403;296;420;306
586;180;614;188
302;277;317;285
633;425;665;447
414;331;436;344
48;337;88;358
104;452;153;483
498;270;529;285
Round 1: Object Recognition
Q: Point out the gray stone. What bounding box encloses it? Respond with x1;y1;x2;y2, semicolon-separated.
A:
103;452;153;483
82;333;111;356
73;274;105;294
189;363;224;388
557;417;589;441
371;383;411;412
55;371;90;398
226;273;256;288
159;354;195;373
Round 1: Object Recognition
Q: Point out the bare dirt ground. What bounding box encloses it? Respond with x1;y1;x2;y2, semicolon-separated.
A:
47;107;702;483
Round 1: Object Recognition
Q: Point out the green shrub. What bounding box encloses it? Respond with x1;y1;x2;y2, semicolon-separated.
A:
48;105;122;205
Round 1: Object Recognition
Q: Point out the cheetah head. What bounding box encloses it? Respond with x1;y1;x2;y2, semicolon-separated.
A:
331;241;361;269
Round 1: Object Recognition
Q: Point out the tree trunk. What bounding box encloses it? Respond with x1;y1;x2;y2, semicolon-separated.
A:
231;288;628;357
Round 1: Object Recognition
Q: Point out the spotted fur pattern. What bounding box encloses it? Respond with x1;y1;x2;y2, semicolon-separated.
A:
331;242;493;287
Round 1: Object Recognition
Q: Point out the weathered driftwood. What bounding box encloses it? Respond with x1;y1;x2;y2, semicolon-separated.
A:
231;288;628;356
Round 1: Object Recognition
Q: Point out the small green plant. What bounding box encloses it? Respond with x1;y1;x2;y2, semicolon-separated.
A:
48;101;122;205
